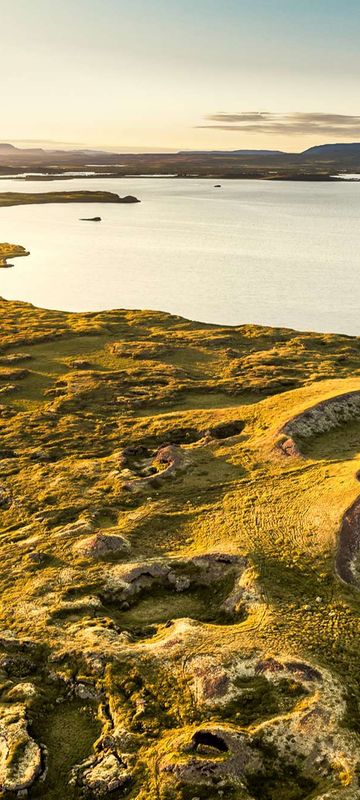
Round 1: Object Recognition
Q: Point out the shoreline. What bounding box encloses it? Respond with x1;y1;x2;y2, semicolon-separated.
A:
0;172;346;182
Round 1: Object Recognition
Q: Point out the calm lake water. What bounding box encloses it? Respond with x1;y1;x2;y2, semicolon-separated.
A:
1;176;360;334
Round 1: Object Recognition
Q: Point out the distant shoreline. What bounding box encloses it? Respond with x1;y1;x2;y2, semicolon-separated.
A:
0;172;347;182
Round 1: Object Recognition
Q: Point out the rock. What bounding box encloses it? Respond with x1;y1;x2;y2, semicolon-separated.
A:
74;532;130;559
160;724;260;790
279;436;300;457
281;390;360;451
74;682;99;700
0;703;42;792
74;751;131;795
27;551;48;566
70;359;92;369
119;195;140;204
7;683;37;702
120;562;170;585
168;572;191;592
123;444;188;492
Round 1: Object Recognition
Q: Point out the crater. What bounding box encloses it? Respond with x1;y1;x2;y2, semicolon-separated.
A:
101;580;245;633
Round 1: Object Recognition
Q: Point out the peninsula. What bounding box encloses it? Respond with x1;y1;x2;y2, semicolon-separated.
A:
0;190;140;208
0;242;30;268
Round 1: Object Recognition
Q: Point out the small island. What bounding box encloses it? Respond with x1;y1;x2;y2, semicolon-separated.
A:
0;242;30;268
0;190;140;208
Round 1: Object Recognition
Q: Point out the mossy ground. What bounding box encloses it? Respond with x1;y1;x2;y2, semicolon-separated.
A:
1;262;360;797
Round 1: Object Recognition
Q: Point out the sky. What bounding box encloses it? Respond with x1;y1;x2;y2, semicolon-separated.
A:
2;0;360;152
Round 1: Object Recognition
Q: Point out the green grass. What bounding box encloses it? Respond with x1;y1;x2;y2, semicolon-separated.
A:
29;701;101;800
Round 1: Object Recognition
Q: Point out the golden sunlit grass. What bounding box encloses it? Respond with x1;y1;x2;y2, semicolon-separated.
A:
0;273;360;798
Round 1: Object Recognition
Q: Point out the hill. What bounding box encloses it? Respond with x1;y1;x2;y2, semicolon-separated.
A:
0;256;360;798
302;142;360;158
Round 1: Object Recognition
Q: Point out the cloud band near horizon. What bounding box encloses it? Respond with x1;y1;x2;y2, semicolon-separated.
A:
198;112;360;137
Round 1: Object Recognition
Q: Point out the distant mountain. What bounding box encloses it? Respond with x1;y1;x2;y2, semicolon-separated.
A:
0;142;121;165
0;142;46;155
180;149;285;156
232;149;285;155
302;143;360;158
0;143;19;152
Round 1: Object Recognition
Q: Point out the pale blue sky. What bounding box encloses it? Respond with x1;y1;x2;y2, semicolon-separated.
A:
2;0;360;150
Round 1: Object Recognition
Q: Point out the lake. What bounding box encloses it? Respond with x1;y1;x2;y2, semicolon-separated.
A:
1;176;360;335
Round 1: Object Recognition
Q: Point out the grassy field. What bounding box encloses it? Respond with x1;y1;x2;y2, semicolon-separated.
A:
1;251;360;798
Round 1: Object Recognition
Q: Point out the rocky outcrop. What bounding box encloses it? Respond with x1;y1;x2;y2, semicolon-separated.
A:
123;443;189;491
71;751;131;796
159;654;358;797
73;531;130;559
284;390;360;439
70;703;135;796
102;552;249;624
279;390;360;455
0;703;42;792
336;495;360;587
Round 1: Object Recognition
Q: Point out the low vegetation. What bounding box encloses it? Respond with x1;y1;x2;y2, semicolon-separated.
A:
0;192;139;208
1;245;360;797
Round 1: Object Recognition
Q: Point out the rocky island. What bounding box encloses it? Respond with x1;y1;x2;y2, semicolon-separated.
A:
0;255;360;798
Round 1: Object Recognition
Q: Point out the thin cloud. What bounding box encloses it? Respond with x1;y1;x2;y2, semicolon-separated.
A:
197;112;360;136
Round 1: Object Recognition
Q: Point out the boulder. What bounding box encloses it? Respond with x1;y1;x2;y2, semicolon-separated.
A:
74;532;130;559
